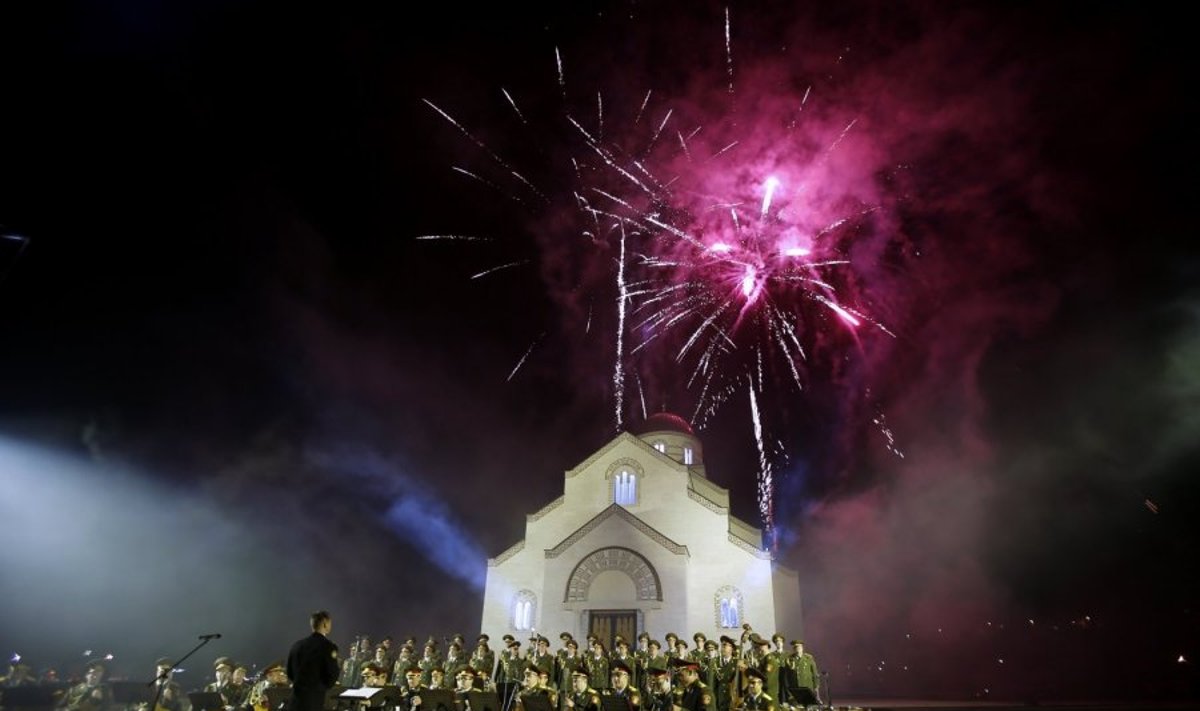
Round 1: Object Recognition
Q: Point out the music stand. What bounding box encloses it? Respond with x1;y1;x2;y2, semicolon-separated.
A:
416;689;457;711
325;685;347;711
494;683;519;711
0;686;59;710
465;691;500;711
265;687;293;711
598;696;631;711
780;668;817;706
111;681;154;706
189;692;225;711
517;694;552;711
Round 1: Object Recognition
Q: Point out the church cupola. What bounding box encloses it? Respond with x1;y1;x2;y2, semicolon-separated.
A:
630;412;703;468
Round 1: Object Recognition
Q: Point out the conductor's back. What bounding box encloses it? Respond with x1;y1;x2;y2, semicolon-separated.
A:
287;610;340;711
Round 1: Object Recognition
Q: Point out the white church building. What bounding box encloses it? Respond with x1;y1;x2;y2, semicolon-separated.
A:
480;413;802;646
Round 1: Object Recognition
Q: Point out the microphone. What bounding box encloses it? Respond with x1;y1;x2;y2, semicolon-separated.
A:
199;634;223;640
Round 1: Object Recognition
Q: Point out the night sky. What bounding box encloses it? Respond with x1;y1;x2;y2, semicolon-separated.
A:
1;0;1197;702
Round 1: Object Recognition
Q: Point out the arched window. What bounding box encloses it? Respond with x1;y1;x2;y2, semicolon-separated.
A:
614;469;637;506
720;598;740;627
653;441;666;453
714;586;745;629
513;590;537;631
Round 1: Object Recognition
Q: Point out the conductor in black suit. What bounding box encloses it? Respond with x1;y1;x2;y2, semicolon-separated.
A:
287;611;340;711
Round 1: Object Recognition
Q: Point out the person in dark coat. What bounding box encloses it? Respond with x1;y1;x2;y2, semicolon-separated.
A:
287;611;340;711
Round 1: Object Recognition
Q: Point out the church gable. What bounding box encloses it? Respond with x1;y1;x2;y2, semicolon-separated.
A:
545;503;689;559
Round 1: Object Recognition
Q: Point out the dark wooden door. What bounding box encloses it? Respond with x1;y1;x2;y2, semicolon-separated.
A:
588;610;637;650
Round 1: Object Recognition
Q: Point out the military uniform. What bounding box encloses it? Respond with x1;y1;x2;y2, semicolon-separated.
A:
470;647;494;680
599;686;639;711
529;652;555;679
738;693;774;711
498;645;526;685
565;686;600;711
784;646;819;705
676;680;714;711
287;631;340;711
556;651;584;702
59;680;113;711
583;654;608;692
639;667;672;711
418;656;441;688
712;657;738;711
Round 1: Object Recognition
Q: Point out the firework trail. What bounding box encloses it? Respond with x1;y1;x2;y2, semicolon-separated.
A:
614;224;629;430
749;379;773;544
507;333;546;382
422;7;907;542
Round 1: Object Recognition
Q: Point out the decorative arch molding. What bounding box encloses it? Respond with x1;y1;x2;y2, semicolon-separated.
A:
605;457;645;479
713;585;745;629
565;546;662;602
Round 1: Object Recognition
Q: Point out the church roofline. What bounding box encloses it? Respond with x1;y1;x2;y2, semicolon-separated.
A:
544;503;690;559
488;539;525;567
566;431;695;479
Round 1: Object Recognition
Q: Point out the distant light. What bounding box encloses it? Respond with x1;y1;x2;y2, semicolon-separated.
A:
1179;655;1187;664
11;653;20;663
104;654;114;661
783;246;811;257
1028;619;1035;625
83;650;93;657
760;176;781;217
741;266;757;298
997;658;1004;664
710;242;733;253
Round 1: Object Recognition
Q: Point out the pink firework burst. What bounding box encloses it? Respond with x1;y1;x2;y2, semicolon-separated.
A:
422;7;907;544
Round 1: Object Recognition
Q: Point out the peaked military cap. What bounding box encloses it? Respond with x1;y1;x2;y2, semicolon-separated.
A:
668;659;699;671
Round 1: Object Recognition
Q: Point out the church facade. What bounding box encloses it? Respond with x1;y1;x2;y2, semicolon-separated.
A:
480;413;802;645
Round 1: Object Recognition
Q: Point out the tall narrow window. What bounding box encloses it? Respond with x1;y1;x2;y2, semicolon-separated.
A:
653;441;666;453
513;590;536;630
719;598;740;627
714;586;745;629
683;446;694;465
614;470;637;506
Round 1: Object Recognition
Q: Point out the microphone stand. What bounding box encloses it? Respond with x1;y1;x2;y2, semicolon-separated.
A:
145;637;219;711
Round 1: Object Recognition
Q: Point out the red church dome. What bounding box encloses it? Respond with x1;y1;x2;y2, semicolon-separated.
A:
631;412;695;436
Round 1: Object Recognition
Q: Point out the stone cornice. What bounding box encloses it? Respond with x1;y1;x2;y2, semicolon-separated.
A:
727;533;772;560
687;487;726;514
488;539;525;567
528;495;565;522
